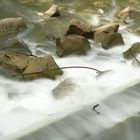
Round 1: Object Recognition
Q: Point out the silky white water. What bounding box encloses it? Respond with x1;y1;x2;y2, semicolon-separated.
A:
0;0;140;140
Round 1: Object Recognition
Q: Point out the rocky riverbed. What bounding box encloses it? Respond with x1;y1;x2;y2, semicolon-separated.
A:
0;0;140;140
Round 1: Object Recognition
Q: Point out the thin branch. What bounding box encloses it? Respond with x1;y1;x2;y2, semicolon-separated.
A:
21;66;104;76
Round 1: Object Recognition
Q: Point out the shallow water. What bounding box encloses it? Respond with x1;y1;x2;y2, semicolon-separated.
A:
0;0;140;140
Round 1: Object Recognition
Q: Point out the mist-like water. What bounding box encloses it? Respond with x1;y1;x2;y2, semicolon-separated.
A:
0;0;140;140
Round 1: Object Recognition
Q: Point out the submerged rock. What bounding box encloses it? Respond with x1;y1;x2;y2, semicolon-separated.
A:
55;35;91;57
65;19;93;39
0;38;31;55
117;7;140;21
52;78;78;99
93;23;119;42
101;33;125;49
0;17;26;36
44;4;61;17
23;55;63;80
123;42;140;59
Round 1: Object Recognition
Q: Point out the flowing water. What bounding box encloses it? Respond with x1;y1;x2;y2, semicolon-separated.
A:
0;0;140;140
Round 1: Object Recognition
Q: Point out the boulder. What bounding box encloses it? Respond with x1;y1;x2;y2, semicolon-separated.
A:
93;23;119;42
117;7;140;21
23;55;63;80
0;17;26;36
44;5;60;17
123;42;140;59
65;19;93;39
55;35;91;57
0;51;33;74
0;52;63;80
101;33;125;49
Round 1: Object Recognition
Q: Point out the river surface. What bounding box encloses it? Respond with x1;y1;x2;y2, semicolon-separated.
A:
0;0;140;140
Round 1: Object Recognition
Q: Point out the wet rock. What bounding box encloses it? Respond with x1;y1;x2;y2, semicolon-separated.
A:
0;38;32;55
0;17;26;36
0;52;33;74
101;33;125;49
44;5;61;17
0;51;63;80
65;19;93;39
23;55;63;80
93;23;119;42
132;57;140;66
117;7;140;21
55;35;91;57
123;43;140;59
52;78;78;99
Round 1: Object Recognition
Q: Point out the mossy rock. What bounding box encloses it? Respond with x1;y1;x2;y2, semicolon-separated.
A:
123;42;140;59
101;33;125;49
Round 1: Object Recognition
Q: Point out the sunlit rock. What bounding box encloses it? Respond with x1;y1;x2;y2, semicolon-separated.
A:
55;35;91;57
23;55;63;80
117;7;140;21
93;23;119;42
0;17;26;36
123;42;140;59
44;4;61;17
101;33;125;49
65;19;93;39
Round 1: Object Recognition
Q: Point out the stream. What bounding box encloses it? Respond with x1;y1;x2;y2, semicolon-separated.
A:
0;0;140;140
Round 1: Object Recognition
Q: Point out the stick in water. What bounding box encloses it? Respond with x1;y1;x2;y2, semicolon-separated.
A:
92;104;100;114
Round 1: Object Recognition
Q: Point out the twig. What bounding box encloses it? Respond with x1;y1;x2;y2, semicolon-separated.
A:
21;66;104;76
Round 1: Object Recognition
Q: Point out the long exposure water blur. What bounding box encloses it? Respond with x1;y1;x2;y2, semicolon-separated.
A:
0;0;140;140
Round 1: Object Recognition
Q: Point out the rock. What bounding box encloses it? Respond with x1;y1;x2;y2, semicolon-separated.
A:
44;5;60;17
55;35;91;57
93;23;119;42
117;7;140;21
52;78;78;99
132;57;140;66
101;33;125;49
123;42;140;59
23;55;63;80
65;19;93;39
0;38;32;55
0;17;26;36
0;52;63;80
0;51;33;74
